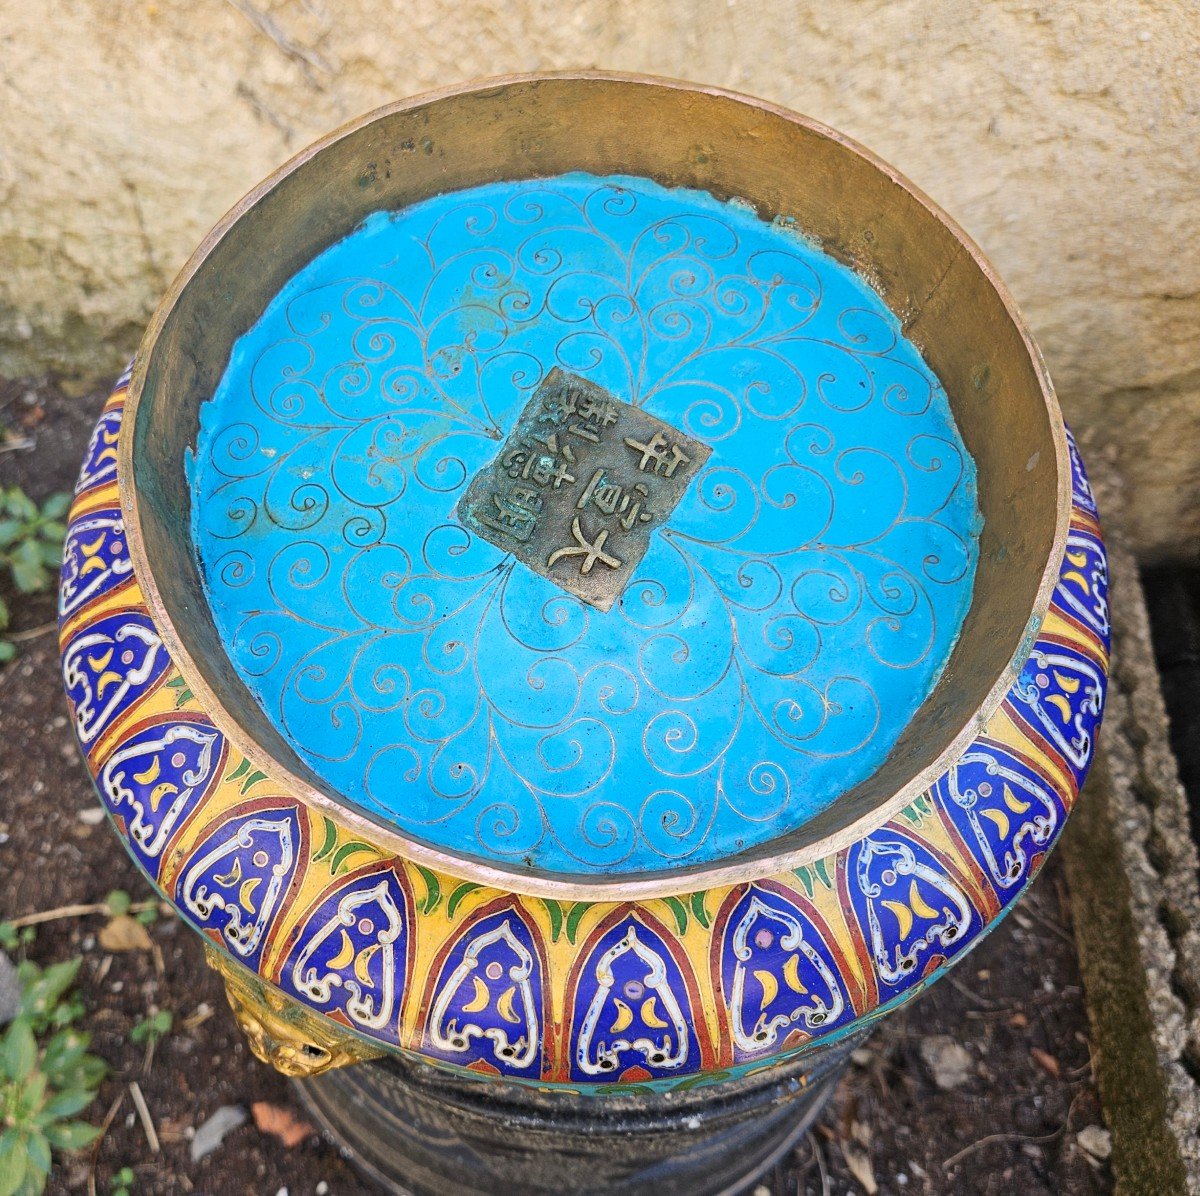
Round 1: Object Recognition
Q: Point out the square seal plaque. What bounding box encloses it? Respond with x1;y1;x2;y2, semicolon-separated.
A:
457;369;712;611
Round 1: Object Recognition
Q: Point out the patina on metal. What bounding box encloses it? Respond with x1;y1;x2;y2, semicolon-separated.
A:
457;368;711;611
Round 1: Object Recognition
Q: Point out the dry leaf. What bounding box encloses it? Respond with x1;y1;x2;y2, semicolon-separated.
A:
98;914;152;952
1009;1012;1029;1029
1030;1047;1061;1079
841;1142;878;1194
251;1101;314;1148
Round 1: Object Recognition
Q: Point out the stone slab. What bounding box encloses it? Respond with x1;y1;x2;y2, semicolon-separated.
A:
1062;453;1200;1193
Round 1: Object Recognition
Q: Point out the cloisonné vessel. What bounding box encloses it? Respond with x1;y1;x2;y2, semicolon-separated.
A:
59;74;1109;1194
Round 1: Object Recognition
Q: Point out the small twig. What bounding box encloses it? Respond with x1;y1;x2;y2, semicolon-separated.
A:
1071;1039;1099;1082
8;899;157;928
128;1080;160;1154
809;1130;830;1196
0;436;35;454
793;1133;817;1192
5;620;57;643
1019;898;1077;947
947;975;1001;1010
87;1089;126;1196
180;1003;214;1032
943;1123;1064;1170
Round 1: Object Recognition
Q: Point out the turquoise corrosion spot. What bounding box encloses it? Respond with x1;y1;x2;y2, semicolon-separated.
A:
189;173;982;877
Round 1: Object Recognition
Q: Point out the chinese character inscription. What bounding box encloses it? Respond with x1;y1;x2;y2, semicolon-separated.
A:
457;370;712;611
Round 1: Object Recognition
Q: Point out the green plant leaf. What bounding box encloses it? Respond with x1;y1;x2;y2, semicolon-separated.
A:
44;1121;100;1152
54;1054;106;1092
10;559;45;595
0;1130;28;1196
21;960;82;1024
13;538;40;565
40;1030;89;1081
16;1164;48;1196
17;1070;48;1116
0;519;21;547
23;1132;50;1178
40;1089;96;1121
40;495;70;521
3;1019;38;1081
104;891;131;916
52;995;82;1030
0;641;15;664
7;490;37;521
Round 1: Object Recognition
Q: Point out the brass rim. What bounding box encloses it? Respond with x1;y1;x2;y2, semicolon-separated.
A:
118;69;1072;900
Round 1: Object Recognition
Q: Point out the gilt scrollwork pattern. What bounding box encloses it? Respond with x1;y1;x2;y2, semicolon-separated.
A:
191;175;981;875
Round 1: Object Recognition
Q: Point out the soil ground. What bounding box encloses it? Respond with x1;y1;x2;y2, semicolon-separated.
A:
0;378;1110;1195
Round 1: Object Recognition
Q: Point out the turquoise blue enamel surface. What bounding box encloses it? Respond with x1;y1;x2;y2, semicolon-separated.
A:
188;173;983;877
61;361;1108;1088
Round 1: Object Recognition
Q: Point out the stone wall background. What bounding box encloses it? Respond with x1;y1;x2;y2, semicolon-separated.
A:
1;0;1196;559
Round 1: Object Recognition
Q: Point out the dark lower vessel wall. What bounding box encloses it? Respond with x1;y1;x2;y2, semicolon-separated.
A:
295;1034;861;1196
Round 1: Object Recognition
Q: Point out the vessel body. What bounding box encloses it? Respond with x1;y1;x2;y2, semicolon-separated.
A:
58;72;1110;1194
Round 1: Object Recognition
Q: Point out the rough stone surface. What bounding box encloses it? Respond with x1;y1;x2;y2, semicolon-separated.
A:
1067;455;1200;1190
918;1035;975;1091
1;0;1197;558
0;951;19;1026
189;1103;249;1162
1077;1126;1114;1163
